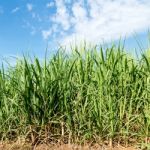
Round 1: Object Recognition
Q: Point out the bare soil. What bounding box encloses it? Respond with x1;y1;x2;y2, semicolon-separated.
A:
0;143;139;150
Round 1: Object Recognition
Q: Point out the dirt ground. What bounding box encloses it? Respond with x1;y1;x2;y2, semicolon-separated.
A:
0;143;139;150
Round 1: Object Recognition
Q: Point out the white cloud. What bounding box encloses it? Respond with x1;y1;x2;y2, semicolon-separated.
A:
72;2;88;22
44;0;150;47
51;0;71;30
46;2;54;8
42;24;59;40
27;3;33;12
11;7;20;13
42;29;52;40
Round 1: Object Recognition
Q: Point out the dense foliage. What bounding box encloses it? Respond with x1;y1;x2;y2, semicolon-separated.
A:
0;44;150;146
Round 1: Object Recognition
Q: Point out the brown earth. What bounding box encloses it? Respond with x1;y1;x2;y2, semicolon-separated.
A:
0;143;139;150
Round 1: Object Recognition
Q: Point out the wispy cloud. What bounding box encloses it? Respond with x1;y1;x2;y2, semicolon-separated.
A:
32;12;42;22
42;29;52;40
51;0;71;31
26;3;33;12
42;0;150;46
22;20;37;35
42;24;59;40
41;24;60;40
11;7;20;13
46;2;54;8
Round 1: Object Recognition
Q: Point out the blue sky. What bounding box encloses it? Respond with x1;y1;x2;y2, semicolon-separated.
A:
0;0;150;61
